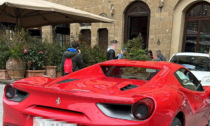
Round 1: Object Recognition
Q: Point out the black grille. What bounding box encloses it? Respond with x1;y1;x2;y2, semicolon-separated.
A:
57;79;78;83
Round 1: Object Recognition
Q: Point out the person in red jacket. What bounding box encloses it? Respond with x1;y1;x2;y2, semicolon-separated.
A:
61;41;83;76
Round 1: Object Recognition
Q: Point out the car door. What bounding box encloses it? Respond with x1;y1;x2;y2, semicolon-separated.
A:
174;68;210;126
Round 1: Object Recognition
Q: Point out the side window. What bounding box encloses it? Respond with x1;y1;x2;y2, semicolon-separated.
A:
175;68;204;91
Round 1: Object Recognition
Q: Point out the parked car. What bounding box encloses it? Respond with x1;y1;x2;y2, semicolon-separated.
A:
169;52;210;86
3;60;210;126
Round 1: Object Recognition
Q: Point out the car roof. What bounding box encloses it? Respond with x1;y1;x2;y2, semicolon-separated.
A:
99;59;182;72
173;52;209;57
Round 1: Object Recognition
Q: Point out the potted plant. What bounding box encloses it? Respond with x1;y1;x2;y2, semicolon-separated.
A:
23;46;48;77
0;69;10;80
5;28;26;80
0;38;10;80
44;43;62;78
56;44;68;77
56;64;62;78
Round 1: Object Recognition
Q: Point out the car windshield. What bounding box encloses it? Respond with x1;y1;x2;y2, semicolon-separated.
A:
101;66;160;80
171;55;210;71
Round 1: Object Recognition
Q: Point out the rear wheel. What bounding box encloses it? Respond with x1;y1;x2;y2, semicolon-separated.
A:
171;118;182;126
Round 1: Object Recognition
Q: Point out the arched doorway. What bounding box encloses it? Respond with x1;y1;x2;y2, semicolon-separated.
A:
80;29;91;46
183;2;210;53
124;1;150;49
98;28;108;52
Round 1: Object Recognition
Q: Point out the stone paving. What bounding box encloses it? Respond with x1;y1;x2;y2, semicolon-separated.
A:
0;84;5;126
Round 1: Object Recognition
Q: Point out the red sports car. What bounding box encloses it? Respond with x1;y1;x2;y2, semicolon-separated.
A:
3;60;210;126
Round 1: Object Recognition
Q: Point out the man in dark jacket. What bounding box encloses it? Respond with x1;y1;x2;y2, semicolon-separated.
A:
155;50;166;61
107;40;118;60
61;41;83;76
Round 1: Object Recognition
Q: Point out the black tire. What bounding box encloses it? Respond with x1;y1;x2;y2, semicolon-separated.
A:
171;118;182;126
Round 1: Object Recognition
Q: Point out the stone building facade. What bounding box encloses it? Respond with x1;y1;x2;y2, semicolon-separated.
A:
42;0;210;59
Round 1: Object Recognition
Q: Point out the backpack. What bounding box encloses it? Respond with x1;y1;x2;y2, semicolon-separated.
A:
64;58;73;74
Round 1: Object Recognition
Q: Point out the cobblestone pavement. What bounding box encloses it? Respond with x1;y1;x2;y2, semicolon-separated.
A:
0;84;5;126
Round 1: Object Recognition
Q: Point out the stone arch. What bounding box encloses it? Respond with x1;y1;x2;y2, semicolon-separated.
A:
124;1;150;48
100;13;108;18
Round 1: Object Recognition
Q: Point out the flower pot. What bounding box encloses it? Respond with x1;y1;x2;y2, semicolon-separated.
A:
6;57;26;80
25;70;45;77
56;71;62;78
44;66;57;78
0;69;10;80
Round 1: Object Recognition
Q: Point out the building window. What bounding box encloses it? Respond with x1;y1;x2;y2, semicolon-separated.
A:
183;2;210;53
98;28;108;52
28;28;42;39
55;24;70;46
80;29;91;46
0;23;42;39
0;22;16;30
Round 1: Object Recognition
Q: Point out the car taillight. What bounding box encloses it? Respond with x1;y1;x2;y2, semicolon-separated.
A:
4;84;15;99
4;84;29;102
132;98;154;120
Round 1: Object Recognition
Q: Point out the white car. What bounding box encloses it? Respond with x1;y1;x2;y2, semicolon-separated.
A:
169;52;210;86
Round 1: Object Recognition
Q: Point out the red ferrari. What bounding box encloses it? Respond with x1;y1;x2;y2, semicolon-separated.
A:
3;60;210;126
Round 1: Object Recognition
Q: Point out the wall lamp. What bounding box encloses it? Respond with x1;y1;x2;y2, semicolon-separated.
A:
110;4;114;18
159;0;164;12
157;39;161;45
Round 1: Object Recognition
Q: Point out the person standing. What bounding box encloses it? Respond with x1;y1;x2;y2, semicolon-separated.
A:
61;41;83;76
107;40;118;60
118;48;127;59
204;50;209;54
147;50;155;60
155;50;166;61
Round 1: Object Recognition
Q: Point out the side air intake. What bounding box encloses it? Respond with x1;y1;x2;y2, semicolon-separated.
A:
120;84;139;91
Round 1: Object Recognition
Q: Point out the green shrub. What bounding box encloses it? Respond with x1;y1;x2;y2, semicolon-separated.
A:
0;29;106;70
23;46;48;70
6;28;28;59
0;39;9;69
124;36;150;61
22;38;49;70
45;42;67;69
79;42;106;68
0;28;28;69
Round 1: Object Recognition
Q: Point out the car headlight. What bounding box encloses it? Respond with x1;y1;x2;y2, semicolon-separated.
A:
97;98;155;121
201;76;210;86
4;84;29;102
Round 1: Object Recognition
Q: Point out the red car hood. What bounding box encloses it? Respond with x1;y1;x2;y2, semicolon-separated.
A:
44;77;148;95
